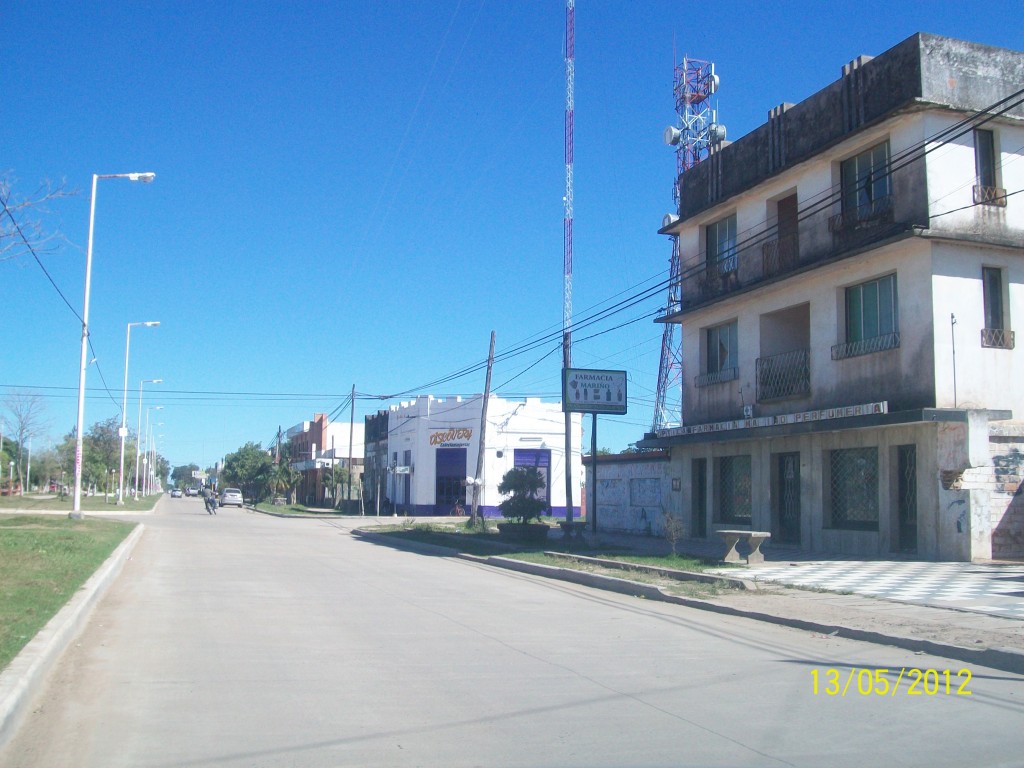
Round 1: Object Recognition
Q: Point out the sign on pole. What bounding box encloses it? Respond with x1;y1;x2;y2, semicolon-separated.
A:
562;368;628;414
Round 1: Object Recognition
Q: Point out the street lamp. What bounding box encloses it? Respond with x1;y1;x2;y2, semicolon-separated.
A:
142;407;162;495
118;321;159;504
134;381;161;499
72;171;156;519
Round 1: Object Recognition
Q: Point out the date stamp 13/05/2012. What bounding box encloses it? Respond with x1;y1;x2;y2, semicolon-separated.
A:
811;668;973;697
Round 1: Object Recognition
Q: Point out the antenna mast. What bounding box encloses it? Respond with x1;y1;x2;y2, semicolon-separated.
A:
653;56;722;433
562;0;575;521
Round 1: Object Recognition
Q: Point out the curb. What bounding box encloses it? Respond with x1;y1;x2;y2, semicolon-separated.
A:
0;523;146;750
352;529;1024;675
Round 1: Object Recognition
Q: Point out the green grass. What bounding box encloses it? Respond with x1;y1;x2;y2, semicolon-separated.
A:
369;523;727;572
0;493;158;513
0;515;136;671
253;501;356;516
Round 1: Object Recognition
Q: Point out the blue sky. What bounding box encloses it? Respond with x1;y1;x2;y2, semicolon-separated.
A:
3;1;1021;472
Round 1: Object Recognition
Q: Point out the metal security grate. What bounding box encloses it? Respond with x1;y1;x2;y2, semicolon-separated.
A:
695;367;738;388
981;328;1015;349
973;185;1007;207
761;234;799;278
717;455;752;524
756;349;810;401
828;194;894;233
831;332;901;360
830;448;879;530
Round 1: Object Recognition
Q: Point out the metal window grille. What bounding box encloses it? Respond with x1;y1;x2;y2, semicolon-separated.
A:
828;194;894;233
756;349;810;401
831;332;900;360
829;448;879;530
974;185;1008;207
981;328;1015;349
717;455;752;524
695;366;738;387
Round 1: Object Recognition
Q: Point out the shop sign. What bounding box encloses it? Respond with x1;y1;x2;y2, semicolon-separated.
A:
658;401;888;438
430;428;473;447
563;368;628;414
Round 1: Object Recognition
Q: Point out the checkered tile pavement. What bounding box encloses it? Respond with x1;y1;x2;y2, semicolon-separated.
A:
711;561;1024;620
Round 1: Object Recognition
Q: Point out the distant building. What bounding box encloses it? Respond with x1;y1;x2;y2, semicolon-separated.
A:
639;33;1024;561
287;413;365;507
364;395;582;517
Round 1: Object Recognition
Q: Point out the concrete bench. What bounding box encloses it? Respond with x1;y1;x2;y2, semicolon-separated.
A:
559;521;588;540
717;529;771;565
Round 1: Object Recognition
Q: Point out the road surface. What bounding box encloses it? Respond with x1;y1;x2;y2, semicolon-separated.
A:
2;498;1021;767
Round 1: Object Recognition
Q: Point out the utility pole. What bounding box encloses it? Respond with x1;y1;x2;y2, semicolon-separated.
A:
472;331;496;527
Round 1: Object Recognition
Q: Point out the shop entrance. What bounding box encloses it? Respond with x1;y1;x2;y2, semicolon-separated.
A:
773;452;801;545
435;448;468;515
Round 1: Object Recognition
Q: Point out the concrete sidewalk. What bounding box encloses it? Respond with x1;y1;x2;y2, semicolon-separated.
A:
353;523;1024;674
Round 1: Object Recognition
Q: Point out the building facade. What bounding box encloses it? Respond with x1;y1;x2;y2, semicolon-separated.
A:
287;413;365;507
364;395;582;517
639;34;1024;561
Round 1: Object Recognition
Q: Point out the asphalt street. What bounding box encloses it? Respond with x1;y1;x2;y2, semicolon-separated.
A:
1;498;1022;768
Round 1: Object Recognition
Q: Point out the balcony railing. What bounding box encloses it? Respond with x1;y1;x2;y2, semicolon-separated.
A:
981;328;1015;349
761;234;799;278
973;185;1007;207
828;194;895;234
831;331;901;360
697;264;740;300
756;349;810;402
695;366;738;388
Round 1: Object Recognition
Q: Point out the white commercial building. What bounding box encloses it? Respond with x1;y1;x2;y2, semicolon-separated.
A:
365;395;582;517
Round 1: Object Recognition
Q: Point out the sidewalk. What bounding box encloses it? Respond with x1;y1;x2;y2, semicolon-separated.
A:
354;521;1024;672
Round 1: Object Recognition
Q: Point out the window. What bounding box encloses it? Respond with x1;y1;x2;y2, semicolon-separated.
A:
975;129;997;189
829;448;879;530
974;129;1006;206
706;214;737;273
841;141;890;213
983;267;1004;331
700;321;738;385
716;455;752;524
832;274;900;359
981;267;1014;349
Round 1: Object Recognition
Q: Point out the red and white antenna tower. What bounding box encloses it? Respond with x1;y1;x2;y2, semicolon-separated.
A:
561;0;576;520
652;56;723;432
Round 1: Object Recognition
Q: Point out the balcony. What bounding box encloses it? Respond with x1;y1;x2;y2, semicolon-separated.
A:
761;234;799;278
981;328;1015;349
755;349;810;402
828;194;895;240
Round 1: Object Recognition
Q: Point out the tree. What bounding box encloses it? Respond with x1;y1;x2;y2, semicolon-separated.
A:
171;464;200;489
269;462;300;504
222;442;273;503
1;175;75;263
3;391;50;487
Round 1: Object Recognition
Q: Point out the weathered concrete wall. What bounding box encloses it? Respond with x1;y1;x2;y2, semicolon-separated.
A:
587;456;679;537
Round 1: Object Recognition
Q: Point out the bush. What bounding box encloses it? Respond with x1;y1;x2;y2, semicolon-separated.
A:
497;467;548;524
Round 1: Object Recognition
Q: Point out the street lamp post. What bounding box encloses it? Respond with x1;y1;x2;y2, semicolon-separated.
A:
134;382;161;499
118;321;159;504
72;171;156;519
142;407;162;495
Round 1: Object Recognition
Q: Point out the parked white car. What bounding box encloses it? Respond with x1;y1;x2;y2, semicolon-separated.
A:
220;488;244;507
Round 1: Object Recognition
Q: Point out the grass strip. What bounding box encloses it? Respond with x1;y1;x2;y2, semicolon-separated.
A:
0;515;136;671
0;494;157;513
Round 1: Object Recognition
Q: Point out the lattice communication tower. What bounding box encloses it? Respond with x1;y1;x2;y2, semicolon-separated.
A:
652;57;722;433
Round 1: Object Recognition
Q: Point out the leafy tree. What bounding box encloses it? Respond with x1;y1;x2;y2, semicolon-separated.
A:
171;464;200;489
269;462;299;504
222;442;273;502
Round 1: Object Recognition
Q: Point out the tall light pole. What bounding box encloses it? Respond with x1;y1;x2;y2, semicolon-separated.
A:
142;407;162;495
72;171;156;519
135;384;161;498
118;321;159;504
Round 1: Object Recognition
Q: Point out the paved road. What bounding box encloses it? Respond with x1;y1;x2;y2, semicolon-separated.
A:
2;499;1023;768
